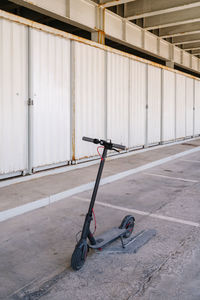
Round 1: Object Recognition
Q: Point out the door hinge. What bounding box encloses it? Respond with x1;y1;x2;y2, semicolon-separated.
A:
28;98;34;106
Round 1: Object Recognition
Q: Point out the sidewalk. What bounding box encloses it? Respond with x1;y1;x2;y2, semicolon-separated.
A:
1;138;200;220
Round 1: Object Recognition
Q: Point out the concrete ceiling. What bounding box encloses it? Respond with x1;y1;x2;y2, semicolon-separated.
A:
94;0;200;58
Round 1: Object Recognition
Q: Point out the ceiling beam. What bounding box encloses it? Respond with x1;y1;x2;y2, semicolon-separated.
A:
159;22;200;38
172;33;200;45
99;0;136;8
124;0;200;20
182;42;200;51
144;7;200;30
191;49;200;55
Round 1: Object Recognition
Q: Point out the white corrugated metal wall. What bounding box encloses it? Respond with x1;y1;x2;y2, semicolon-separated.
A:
185;78;194;137
176;74;186;139
129;60;146;148
195;80;200;135
147;65;161;145
162;70;176;142
30;28;71;169
1;15;200;179
107;52;129;147
74;42;105;160
0;19;28;176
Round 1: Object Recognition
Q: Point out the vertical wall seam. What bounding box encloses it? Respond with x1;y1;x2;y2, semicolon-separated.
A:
28;26;33;174
175;74;177;140
70;40;76;162
193;79;195;137
145;64;148;147
105;50;107;140
128;58;131;149
185;78;187;137
161;69;164;143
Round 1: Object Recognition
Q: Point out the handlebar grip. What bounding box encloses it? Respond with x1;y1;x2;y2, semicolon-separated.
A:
82;136;100;144
112;143;126;150
82;136;94;142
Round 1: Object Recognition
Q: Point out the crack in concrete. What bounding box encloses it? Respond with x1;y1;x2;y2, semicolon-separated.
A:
131;227;198;299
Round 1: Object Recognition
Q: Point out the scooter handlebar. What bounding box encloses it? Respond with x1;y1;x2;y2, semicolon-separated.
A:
82;136;126;150
112;143;126;151
82;136;100;144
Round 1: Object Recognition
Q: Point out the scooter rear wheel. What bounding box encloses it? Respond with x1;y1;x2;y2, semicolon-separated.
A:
71;242;88;271
119;215;135;238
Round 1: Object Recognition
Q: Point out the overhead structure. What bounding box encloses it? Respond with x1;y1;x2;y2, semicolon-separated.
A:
105;0;200;59
4;0;200;74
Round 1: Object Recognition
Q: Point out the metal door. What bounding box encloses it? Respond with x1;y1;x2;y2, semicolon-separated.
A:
29;28;71;170
129;60;146;148
162;70;175;142
147;65;161;145
107;52;129;147
0;19;28;178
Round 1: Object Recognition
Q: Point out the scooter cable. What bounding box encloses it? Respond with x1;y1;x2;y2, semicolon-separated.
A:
97;146;104;161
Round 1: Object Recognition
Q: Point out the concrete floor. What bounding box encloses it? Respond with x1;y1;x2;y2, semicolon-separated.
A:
1;140;200;299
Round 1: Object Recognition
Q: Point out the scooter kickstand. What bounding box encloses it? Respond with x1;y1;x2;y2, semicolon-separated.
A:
120;236;125;249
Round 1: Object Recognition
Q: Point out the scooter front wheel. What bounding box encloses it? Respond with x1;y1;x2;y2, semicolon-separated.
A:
119;215;135;238
71;241;88;271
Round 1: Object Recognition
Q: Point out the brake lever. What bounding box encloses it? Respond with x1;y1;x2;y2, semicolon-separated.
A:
113;148;120;153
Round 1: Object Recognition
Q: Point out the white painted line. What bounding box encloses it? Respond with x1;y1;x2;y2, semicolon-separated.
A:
181;159;200;163
49;183;94;204
74;196;149;216
1;145;200;223
0;197;49;223
144;173;198;183
150;213;200;227
0;137;199;188
74;196;200;228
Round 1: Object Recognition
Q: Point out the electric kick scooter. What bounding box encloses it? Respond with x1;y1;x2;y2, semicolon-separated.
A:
71;136;135;271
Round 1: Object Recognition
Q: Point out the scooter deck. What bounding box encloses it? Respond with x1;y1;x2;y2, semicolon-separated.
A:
89;227;126;249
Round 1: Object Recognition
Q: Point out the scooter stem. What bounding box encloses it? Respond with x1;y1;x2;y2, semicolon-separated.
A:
88;147;107;214
81;147;107;240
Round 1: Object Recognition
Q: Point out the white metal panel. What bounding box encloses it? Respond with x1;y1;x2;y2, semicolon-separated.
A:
23;0;68;17
70;0;96;30
30;28;71;168
129;60;146;148
145;32;157;54
183;52;190;68
174;47;181;65
107;52;129;147
105;10;123;40
162;70;176;142
185;77;194;136
147;66;161;145
176;74;186;139
126;22;142;48
194;80;200;135
0;19;28;175
74;42;105;159
192;56;198;71
160;40;170;60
